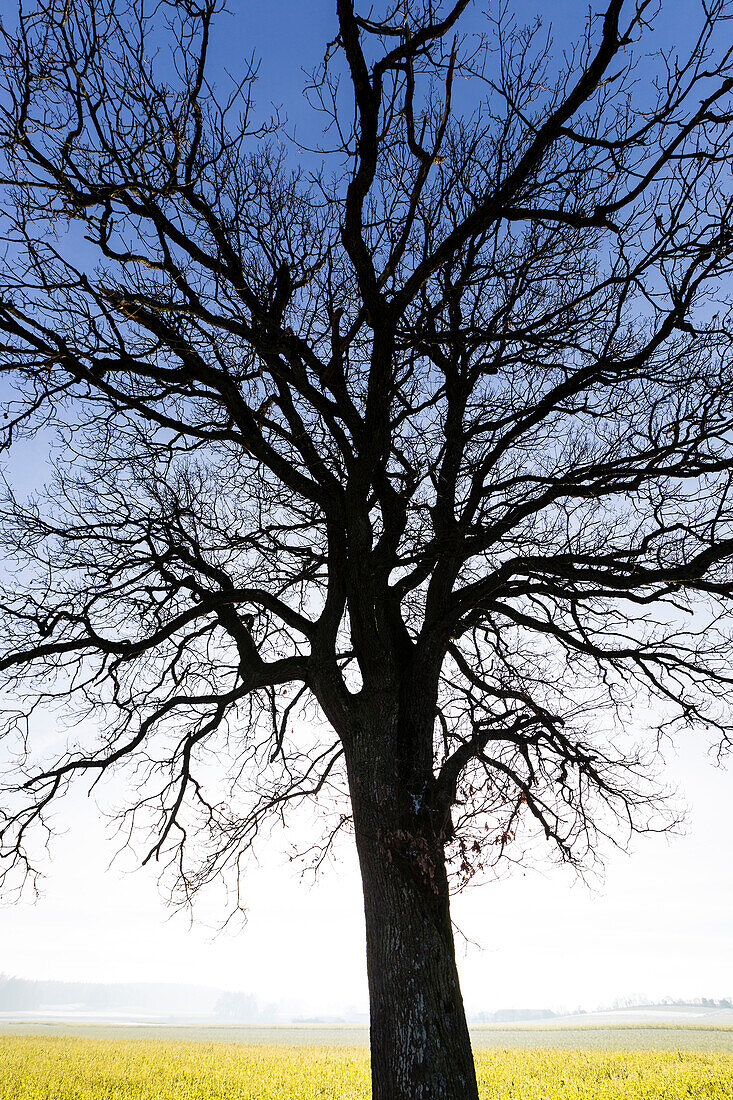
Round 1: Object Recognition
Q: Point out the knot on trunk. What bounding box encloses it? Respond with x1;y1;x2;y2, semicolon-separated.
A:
377;827;444;893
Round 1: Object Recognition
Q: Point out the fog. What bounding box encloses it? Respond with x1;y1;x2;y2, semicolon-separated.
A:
1;731;730;1021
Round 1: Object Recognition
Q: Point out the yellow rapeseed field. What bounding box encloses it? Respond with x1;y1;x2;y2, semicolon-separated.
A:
0;1036;731;1099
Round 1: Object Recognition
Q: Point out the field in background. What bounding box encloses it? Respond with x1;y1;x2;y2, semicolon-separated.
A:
1;1036;732;1099
3;1020;733;1051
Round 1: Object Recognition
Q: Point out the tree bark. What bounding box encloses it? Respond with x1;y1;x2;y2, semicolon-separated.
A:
348;742;479;1100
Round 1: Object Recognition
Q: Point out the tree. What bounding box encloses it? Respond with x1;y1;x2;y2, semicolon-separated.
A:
0;0;732;1094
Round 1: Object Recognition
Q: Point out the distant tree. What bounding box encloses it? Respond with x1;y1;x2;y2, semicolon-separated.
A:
214;991;260;1023
0;977;39;1012
0;1;732;1095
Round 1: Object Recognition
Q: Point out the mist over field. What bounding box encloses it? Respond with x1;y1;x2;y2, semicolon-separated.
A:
1;973;732;1032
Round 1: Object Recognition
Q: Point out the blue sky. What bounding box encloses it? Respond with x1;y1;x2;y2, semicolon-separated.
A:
217;0;699;120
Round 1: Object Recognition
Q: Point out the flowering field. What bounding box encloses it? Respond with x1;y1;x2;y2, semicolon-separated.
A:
0;1037;731;1099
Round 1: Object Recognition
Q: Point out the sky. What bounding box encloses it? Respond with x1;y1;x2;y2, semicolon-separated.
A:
0;0;732;1018
1;730;731;1015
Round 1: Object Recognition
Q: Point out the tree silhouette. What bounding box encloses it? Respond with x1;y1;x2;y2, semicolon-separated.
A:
0;1;732;1095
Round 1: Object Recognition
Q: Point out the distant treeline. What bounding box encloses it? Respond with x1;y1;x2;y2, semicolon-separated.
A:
0;976;261;1019
473;1009;557;1023
613;998;733;1010
2;977;731;1021
472;999;733;1024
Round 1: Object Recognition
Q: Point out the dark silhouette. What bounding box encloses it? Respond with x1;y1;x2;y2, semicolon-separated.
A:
0;2;732;1095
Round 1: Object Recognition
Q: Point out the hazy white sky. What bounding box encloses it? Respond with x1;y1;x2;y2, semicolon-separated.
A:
2;731;730;1016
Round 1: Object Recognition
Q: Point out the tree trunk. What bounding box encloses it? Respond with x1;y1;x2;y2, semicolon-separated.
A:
349;752;479;1100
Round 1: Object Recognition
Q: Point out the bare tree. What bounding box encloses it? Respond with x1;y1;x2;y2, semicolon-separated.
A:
0;0;732;1095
